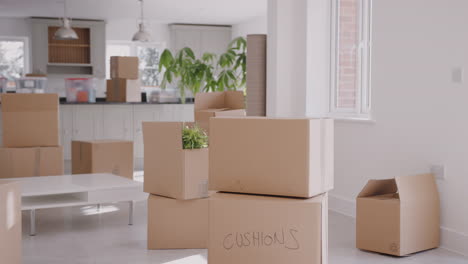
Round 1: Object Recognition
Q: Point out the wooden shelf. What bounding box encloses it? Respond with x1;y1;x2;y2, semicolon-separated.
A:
47;63;92;67
49;43;90;48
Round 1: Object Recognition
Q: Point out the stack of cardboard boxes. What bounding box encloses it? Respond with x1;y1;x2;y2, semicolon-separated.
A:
106;56;141;103
0;94;64;178
143;122;210;249
208;117;334;264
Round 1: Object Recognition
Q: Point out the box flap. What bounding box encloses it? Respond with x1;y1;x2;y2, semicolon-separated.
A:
194;92;226;110
1;94;58;112
395;174;439;203
143;122;184;150
357;179;397;198
224;91;245;109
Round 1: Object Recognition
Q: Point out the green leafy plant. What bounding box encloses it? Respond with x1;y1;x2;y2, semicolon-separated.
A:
158;37;247;101
182;125;208;149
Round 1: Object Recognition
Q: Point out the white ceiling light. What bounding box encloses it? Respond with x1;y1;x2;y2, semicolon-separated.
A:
54;0;78;40
132;0;151;42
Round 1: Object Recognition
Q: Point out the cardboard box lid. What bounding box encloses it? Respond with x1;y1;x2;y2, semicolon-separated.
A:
357;174;439;204
194;91;245;111
1;93;58;112
143;122;185;151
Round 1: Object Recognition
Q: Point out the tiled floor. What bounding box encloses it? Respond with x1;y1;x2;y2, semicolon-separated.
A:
21;201;467;264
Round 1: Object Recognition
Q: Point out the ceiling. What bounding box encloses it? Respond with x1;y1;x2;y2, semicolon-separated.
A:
0;0;267;25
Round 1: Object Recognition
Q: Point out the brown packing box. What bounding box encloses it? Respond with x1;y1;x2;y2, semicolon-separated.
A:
209;117;334;198
72;140;134;179
110;56;139;79
147;194;209;249
0;147;64;178
143;122;208;199
194;91;246;133
1;93;59;147
209;192;328;264
0;181;21;264
106;78;141;102
356;173;440;256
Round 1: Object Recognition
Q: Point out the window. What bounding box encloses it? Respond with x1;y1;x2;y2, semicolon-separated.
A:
0;37;29;89
330;0;372;119
106;41;165;88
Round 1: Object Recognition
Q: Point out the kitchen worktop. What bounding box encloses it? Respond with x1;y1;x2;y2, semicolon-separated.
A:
59;98;194;105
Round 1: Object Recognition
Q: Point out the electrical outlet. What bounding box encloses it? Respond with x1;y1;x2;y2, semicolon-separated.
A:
430;165;445;181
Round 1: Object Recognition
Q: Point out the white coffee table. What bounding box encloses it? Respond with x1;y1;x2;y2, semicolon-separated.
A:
0;173;148;236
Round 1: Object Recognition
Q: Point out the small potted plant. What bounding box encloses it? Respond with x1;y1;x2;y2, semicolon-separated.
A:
143;122;209;200
182;125;208;149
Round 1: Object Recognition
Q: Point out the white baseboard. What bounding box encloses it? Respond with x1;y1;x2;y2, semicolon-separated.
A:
328;194;468;257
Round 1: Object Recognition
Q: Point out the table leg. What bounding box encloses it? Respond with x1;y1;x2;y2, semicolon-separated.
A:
128;201;134;226
30;209;36;236
97;204;101;211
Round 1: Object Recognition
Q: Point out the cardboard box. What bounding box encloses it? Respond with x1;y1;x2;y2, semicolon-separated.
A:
209;192;328;264
0;147;64;178
194;91;246;133
110;56;139;79
356;174;440;256
106;78;141;102
148;194;209;249
143;122;209;199
72;140;134;179
209;117;334;198
0;181;21;264
1;93;59;147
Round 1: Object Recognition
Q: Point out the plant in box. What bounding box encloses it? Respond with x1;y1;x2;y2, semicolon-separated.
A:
143;122;209;200
182;125;208;149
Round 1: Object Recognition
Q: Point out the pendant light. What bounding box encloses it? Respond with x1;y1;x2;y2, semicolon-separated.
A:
132;0;151;42
54;0;78;40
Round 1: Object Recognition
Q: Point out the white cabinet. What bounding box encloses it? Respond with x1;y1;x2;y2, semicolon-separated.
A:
58;104;194;161
170;24;232;57
72;105;103;140
59;105;74;159
30;18;106;78
101;106;133;141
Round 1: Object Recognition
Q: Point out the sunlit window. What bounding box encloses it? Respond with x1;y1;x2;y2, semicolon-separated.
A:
0;37;28;89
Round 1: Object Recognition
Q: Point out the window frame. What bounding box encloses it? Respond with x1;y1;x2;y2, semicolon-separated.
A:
0;36;30;79
329;0;373;120
106;40;166;88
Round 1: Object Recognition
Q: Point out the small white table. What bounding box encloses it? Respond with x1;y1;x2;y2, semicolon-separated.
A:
0;173;148;236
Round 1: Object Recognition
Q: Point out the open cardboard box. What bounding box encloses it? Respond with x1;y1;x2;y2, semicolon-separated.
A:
0;147;64;178
209;192;328;264
143;122;209;200
0;180;21;264
72;140;134;179
356;173;440;256
1;94;59;147
194;91;246;134
209;117;334;198
147;194;209;249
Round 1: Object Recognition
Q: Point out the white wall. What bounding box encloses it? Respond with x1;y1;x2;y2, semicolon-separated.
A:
231;16;267;39
266;0;468;255
332;0;468;255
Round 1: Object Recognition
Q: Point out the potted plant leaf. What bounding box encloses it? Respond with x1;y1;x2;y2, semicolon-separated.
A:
158;37;247;102
142;122;209;200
